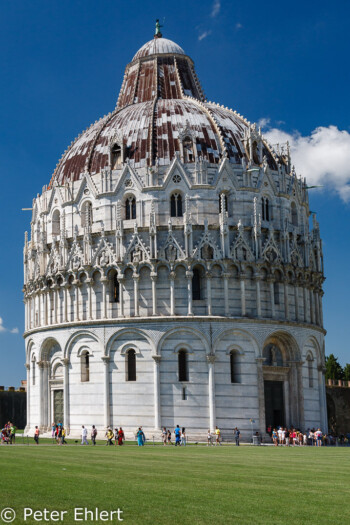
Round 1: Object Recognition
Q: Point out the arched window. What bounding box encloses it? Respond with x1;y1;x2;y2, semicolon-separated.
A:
263;344;283;367
183;137;195;163
178;350;188;382
81;202;93;228
291;202;298;226
192;268;201;300
170;193;183;218
125;196;136;220
274;281;280;305
52;210;60;236
219;193;228;214
307;356;314;388
230;351;240;383
111;143;122;169
113;274;120;303
32;358;36;386
127;349;136;381
261;197;270;221
81;351;90;382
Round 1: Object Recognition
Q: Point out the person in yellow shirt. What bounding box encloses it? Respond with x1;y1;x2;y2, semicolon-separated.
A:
215;426;221;446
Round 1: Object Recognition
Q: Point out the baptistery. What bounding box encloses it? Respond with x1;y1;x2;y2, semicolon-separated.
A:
24;27;327;439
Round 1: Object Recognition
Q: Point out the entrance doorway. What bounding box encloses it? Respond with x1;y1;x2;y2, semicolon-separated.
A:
264;380;285;430
53;389;64;424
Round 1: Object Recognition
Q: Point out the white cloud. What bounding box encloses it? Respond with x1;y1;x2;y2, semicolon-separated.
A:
263;125;350;201
211;0;221;17
258;117;270;129
0;317;19;334
198;30;212;41
235;23;243;30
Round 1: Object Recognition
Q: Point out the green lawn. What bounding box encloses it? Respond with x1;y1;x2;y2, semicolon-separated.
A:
0;444;349;524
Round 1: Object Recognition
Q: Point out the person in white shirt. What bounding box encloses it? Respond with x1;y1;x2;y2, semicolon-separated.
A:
81;425;89;445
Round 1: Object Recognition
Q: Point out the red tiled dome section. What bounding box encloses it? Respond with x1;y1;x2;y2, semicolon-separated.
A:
132;38;186;61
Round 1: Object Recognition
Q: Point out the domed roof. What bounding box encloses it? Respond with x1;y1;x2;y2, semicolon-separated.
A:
132;38;186;61
50;32;278;186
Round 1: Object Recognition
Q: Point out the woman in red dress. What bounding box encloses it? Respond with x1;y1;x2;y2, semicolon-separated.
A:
118;427;125;446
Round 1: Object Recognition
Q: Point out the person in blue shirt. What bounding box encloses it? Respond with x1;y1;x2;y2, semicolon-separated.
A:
174;425;181;446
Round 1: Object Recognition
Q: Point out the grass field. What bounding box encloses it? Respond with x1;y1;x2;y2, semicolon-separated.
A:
0;444;349;525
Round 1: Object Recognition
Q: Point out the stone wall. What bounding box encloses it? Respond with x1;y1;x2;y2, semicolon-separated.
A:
0;389;27;429
326;385;350;435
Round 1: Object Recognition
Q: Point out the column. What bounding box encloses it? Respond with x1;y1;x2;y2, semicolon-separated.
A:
309;288;314;324
63;284;68;323
87;279;92;320
28;296;31;329
38;361;44;429
269;279;275;318
169;271;175;316
240;276;246;317
101;277;108;319
63;358;70;433
256;357;266;435
186;270;193;316
25;363;30;432
314;290;319;325
319;291;324;328
206;272;212;316
54;286;58;324
303;285;308;322
223;273;230;316
152;355;161;430
37;292;41;327
41;292;45;326
151;273;157;316
118;277;125;317
284;279;289;320
102;356;110;428
44;289;48;326
207;354;216;432
255;276;262;317
74;280;80;321
294;283;299;321
133;273;140;317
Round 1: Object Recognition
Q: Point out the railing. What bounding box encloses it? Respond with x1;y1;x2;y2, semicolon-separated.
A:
327;379;350;388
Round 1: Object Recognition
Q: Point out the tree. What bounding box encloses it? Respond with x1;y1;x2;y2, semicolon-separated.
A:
343;363;350;381
325;354;344;381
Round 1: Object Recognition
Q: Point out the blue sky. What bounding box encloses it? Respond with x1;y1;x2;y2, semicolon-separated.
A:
1;0;349;385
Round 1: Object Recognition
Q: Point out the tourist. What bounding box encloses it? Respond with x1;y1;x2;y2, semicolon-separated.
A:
118;427;125;446
233;427;240;446
51;422;55;439
137;427;144;446
106;427;114;446
10;423;16;444
278;427;283;445
57;425;62;445
162;427;167;445
167;429;172;445
181;427;186;446
207;430;213;446
316;428;323;446
281;427;286;445
61;427;67;445
91;425;97;445
34;426;40;445
215;426;221;446
285;428;290;446
272;428;278;446
114;428;119;446
81;425;89;445
174;425;181;446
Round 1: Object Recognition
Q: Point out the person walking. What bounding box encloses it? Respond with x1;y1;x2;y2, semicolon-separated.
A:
10;424;16;444
118;428;125;446
181;428;186;446
106;427;114;446
137;427;144;446
81;425;89;445
234;427;240;446
167;429;172;445
272;428;278;446
215;426;221;446
61;427;67;445
51;422;56;439
174;425;181;446
34;426;40;445
162;427;167;445
207;430;213;446
91;425;97;445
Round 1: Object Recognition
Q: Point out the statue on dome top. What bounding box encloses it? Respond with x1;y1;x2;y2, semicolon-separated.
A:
155;19;163;38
